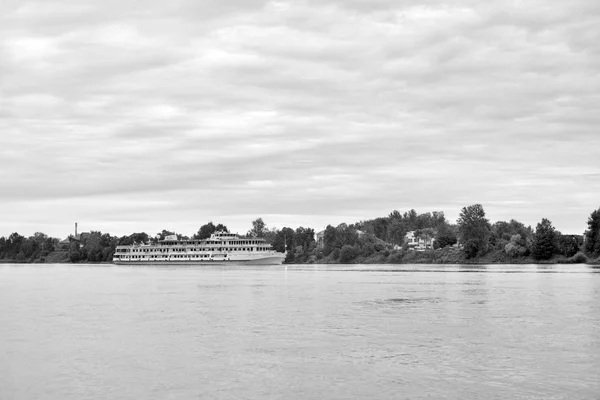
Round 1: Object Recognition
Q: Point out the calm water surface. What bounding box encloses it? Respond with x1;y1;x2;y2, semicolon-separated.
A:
1;264;599;399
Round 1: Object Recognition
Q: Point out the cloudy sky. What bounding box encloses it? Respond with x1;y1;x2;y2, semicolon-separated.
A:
1;0;599;239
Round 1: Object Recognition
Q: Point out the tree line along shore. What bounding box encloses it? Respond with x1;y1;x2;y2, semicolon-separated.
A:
1;205;599;265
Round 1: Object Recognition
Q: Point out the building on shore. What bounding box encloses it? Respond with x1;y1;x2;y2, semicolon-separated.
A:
67;222;90;248
316;230;325;248
405;231;435;251
55;238;71;251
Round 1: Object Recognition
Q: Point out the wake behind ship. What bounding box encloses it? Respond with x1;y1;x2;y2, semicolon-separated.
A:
112;231;285;265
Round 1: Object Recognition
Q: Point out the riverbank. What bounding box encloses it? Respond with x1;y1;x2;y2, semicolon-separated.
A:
296;246;600;265
0;250;70;264
2;249;599;265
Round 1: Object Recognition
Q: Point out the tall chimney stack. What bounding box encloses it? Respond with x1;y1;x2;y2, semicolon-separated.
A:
75;222;78;237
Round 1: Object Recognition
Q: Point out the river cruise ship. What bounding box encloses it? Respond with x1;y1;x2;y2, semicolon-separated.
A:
112;231;285;265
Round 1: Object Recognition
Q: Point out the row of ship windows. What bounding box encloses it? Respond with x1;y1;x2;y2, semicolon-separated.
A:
119;247;270;253
118;255;221;259
163;241;264;245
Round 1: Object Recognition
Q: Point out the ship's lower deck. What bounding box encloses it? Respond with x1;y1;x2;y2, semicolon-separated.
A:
113;255;285;266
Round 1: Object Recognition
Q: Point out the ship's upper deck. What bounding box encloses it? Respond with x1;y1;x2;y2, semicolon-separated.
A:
115;231;270;249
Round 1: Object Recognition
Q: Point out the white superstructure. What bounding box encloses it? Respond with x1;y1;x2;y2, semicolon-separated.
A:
112;231;285;265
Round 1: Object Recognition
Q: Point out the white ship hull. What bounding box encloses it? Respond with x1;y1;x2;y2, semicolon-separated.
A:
113;254;286;266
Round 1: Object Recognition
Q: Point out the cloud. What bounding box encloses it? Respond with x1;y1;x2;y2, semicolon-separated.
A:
1;0;599;238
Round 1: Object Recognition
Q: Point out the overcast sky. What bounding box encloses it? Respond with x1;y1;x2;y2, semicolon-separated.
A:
1;0;599;239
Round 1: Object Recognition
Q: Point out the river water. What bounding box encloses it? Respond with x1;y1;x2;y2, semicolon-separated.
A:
1;264;599;399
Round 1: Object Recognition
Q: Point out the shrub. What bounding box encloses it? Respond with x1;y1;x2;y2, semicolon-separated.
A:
558;235;581;258
330;248;340;260
463;239;480;259
69;250;81;263
569;252;589;264
386;251;404;264
505;234;528;257
434;230;458;249
360;242;375;257
493;239;509;251
339;245;358;263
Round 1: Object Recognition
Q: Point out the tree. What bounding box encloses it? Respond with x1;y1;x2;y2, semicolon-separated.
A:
0;237;6;259
584;208;600;257
118;232;149;246
283;250;295;264
388;210;402;221
504;234;529;257
404;209;418;230
294;227;315;251
0;233;27;259
434;224;457;249
339;245;358;263
558;234;581;258
415;213;433;230
248;218;266;238
387;219;408;245
322;225;337;256
531;218;558;260
100;234;118;261
82;231;104;262
463;239;480;259
490;221;510;249
69;249;82;263
21;238;36;259
7;233;25;257
118;235;133;246
431;211;446;228
336;223;358;247
158;230;176;241
263;227;278;245
370;218;388;241
194;223;216;239
130;232;149;244
32;232;54;256
193;222;228;240
215;223;228;232
357;234;387;257
272;227;294;253
457;204;491;258
490;219;533;250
